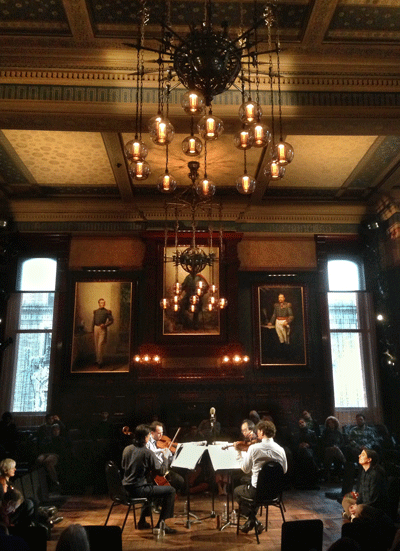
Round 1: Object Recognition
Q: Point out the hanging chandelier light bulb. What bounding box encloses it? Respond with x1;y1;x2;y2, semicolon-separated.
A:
219;297;228;309
181;90;206;115
233;129;254;150
238;100;262;124
173;282;181;294
157;170;177;193
236;173;256;195
264;158;286;180
197;113;224;140
195;177;216;198
251;121;271;148
124;137;148;162
160;298;170;310
149;116;175;145
274;141;295;165
128;160;150;181
181;135;203;157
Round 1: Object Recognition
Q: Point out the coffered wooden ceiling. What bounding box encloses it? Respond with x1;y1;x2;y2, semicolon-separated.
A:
1;0;400;228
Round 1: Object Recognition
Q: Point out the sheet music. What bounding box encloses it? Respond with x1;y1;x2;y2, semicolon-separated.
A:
171;442;207;470
207;444;242;471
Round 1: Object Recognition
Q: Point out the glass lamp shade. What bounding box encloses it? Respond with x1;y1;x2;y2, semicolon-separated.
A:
236;174;256;194
239;100;262;124
275;141;294;165
149;116;175;145
189;294;199;305
264;159;286;180
219;297;228;309
251;122;271;148
124;139;148;161
157;171;177;193
172;302;180;312
160;298;170;309
173;282;181;294
210;284;218;294
195;178;216;198
182;135;203;157
197;115;224;140
129;160;150;180
233;129;254;150
181;90;206;115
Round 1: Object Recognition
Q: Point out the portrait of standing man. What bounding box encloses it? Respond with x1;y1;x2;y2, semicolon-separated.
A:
257;285;307;366
92;298;114;367
267;293;294;344
71;281;132;373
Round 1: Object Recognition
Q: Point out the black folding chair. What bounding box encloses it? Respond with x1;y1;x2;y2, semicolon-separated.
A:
237;461;286;544
104;461;153;532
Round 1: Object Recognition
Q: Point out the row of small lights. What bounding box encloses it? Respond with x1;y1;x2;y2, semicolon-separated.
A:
133;353;249;365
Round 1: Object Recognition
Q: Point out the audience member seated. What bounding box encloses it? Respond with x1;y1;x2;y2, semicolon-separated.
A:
0;413;19;460
341;449;389;519
36;415;62;491
302;410;321;437
55;523;90;551
0;521;30;551
327;537;362;551
248;410;261;426
320;416;346;481
344;413;381;462
291;417;319;489
341;504;396;551
0;459;36;528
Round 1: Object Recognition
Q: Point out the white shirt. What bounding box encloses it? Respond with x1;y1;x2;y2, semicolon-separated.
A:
236;437;288;488
146;435;171;467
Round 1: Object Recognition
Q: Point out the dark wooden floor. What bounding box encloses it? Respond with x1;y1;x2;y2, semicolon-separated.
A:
47;482;345;550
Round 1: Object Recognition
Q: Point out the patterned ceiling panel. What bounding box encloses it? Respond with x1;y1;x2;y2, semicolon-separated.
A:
0;139;30;184
86;0;312;41
277;135;378;189
0;0;71;36
326;3;400;42
2;131;116;187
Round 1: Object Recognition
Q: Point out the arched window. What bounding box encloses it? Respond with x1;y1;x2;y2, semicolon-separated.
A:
10;258;57;413
327;259;381;421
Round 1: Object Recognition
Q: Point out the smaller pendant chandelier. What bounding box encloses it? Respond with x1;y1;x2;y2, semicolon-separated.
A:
159;161;227;322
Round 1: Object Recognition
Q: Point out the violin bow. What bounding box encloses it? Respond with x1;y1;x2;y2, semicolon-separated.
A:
168;427;181;450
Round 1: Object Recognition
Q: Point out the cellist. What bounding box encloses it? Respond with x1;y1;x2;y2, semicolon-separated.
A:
146;421;185;494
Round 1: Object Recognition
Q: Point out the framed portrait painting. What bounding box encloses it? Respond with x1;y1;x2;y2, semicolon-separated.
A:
255;284;307;367
71;280;132;373
162;245;220;336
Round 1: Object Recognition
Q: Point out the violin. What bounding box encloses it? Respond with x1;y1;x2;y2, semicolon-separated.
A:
222;438;260;451
156;427;181;454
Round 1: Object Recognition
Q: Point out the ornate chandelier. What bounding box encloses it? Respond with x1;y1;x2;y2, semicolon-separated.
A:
124;0;294;195
159;160;228;317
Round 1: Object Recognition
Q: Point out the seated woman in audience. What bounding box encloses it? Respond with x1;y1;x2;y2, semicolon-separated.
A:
0;459;36;528
320;416;346;481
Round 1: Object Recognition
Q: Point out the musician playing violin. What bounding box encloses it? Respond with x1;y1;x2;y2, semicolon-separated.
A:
146;421;185;494
122;425;177;534
234;420;288;534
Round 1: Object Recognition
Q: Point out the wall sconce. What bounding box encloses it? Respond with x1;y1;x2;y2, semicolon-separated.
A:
133;353;162;365
220;353;250;366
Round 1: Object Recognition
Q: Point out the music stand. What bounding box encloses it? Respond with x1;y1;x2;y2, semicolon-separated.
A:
207;444;242;531
171;441;210;528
